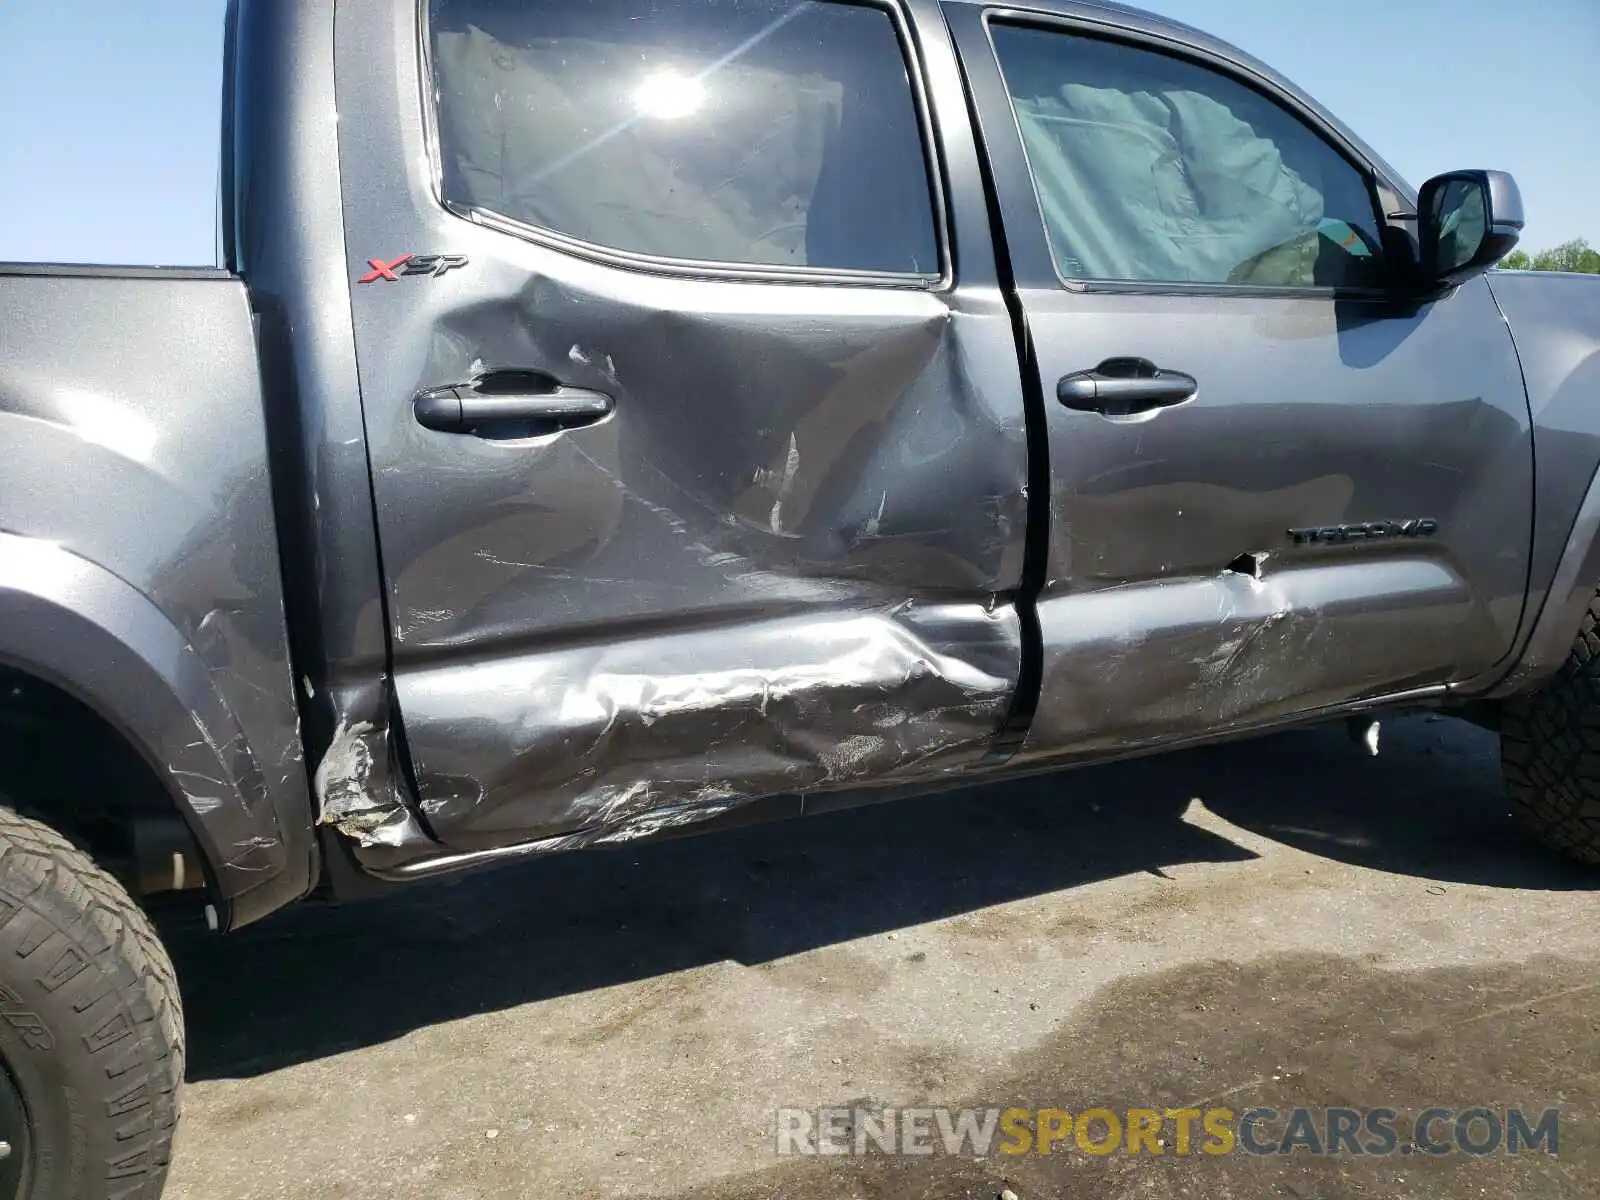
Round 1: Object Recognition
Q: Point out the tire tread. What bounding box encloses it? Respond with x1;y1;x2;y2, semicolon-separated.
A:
0;806;183;1199
1501;591;1600;865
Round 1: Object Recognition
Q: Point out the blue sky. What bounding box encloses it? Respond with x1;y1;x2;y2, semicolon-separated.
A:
1;0;1594;265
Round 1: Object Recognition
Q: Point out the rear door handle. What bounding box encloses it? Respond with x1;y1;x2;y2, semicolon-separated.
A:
1057;357;1198;418
414;370;613;434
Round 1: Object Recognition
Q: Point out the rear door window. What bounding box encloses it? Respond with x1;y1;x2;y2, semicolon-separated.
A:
427;0;942;276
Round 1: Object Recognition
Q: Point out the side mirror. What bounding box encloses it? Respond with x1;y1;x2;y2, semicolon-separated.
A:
1416;170;1524;287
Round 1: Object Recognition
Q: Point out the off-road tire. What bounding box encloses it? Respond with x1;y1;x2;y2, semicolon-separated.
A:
0;805;183;1199
1501;595;1600;865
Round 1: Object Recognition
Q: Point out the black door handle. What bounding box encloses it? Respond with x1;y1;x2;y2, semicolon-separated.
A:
414;369;613;434
1057;357;1197;418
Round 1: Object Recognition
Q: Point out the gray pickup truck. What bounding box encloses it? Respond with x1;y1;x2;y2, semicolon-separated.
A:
2;0;1598;1194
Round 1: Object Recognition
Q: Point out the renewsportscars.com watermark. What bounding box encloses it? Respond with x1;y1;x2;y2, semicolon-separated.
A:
776;1106;1561;1158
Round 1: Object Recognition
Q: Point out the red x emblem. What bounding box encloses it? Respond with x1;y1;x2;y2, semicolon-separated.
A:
359;254;413;283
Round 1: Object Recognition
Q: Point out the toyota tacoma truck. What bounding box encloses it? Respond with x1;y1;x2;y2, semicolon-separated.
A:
2;0;1598;1194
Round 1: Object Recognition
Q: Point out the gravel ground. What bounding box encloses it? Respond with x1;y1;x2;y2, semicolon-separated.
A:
160;715;1598;1199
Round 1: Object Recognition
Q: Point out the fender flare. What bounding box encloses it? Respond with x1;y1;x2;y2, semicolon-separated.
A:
1488;465;1600;697
0;533;314;925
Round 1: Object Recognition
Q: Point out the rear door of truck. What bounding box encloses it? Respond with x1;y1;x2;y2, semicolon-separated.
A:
334;0;1032;850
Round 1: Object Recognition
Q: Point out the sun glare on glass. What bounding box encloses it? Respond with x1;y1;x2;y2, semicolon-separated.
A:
633;69;706;119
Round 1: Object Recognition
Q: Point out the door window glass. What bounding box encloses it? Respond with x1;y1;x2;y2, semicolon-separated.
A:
990;23;1387;289
428;0;941;274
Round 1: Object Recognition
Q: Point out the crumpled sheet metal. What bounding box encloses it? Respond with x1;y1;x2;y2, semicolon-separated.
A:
313;717;432;849
394;600;1021;853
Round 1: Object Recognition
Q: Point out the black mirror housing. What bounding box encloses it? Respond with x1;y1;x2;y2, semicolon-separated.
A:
1416;170;1524;288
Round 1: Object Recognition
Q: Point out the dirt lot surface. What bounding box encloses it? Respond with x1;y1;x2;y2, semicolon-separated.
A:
161;715;1598;1199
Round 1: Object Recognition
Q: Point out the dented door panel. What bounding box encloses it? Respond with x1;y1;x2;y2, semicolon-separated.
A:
947;3;1534;764
1019;557;1477;762
334;0;1029;853
360;277;1031;851
1007;271;1532;768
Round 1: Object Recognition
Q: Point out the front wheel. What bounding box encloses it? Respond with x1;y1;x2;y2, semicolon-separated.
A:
0;806;183;1199
1500;596;1600;866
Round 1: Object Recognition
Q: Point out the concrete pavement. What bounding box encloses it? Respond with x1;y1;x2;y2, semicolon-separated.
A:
161;715;1599;1199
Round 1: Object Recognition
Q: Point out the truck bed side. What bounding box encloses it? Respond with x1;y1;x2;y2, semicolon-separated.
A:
0;265;316;927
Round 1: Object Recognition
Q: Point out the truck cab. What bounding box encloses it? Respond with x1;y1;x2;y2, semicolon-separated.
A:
273;0;1547;870
1;2;1598;1196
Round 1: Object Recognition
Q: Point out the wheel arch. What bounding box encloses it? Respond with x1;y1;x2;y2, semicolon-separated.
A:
0;534;316;928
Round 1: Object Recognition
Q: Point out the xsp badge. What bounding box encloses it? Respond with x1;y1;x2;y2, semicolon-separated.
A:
1288;519;1439;546
358;253;468;283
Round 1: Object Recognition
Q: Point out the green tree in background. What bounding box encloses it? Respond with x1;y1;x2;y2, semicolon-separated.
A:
1499;238;1600;273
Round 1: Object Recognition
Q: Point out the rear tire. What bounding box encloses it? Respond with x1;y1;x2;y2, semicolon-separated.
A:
1500;595;1600;865
0;805;183;1199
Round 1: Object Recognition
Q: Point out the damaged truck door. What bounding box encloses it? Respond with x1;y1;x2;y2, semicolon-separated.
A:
335;0;1032;853
947;7;1534;760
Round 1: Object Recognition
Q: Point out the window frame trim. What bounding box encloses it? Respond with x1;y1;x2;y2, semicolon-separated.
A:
414;0;953;289
980;6;1402;302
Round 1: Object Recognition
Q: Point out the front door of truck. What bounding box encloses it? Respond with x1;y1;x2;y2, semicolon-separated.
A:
335;0;1030;851
947;3;1534;762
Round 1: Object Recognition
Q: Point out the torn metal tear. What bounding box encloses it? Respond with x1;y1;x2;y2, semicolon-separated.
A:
312;717;430;848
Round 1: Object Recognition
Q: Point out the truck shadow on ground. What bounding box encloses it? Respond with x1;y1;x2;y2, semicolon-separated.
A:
164;715;1594;1081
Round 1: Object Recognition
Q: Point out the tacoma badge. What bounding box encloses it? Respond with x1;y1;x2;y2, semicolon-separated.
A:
1287;519;1440;546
